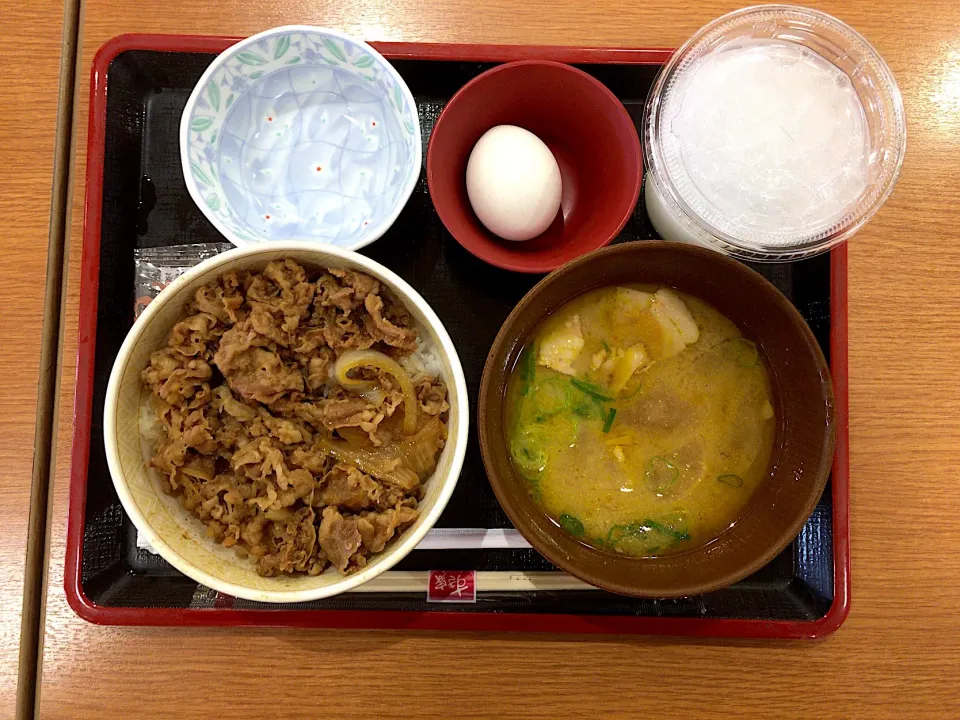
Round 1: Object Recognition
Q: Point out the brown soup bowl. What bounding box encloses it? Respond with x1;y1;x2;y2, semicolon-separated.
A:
479;242;836;598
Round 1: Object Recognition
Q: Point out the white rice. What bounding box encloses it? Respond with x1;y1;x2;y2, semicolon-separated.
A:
398;324;444;381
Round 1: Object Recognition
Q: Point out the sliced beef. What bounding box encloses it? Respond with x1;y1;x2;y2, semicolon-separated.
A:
192;271;245;324
318;507;362;572
168;312;220;358
416;377;450;416
313;304;379;355
316;464;382;511
315;272;358;313
357;505;419;553
363;293;418;352
295;389;403;445
142;349;212;406
257;507;317;576
143;259;449;578
247;259;316;333
329;267;380;306
213;325;304;404
304;350;334;392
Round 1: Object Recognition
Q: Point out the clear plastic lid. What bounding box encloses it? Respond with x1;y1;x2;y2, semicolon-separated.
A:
643;5;906;261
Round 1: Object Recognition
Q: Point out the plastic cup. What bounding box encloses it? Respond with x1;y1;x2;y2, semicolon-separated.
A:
642;5;906;261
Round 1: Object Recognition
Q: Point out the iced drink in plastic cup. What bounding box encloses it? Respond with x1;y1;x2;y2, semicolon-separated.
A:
642;5;905;261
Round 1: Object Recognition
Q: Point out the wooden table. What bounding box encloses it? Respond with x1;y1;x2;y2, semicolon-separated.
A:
0;0;68;716
35;0;960;717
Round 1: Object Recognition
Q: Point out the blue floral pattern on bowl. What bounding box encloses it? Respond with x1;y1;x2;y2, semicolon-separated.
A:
180;26;422;249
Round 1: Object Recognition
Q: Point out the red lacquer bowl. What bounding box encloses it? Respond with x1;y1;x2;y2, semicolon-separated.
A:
427;60;642;273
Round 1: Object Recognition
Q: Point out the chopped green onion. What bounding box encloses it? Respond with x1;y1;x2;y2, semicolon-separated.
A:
605;523;639;547
601;407;617;433
531;377;572;416
518;342;537;395
559;513;585;536
601;340;611;353
604;517;691;549
570;378;614;402
510;429;546;478
643;519;691;542
645;455;679;493
572;395;606;421
718;474;744;488
572;401;597;419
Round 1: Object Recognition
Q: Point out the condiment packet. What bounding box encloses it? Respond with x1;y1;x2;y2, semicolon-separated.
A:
133;242;233;318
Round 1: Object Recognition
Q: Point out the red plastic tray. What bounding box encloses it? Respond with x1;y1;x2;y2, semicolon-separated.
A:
66;34;850;637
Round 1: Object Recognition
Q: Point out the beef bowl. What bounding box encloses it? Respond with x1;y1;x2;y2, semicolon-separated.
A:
103;241;468;603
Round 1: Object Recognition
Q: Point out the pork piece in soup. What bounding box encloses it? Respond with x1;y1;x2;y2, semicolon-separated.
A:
505;285;776;557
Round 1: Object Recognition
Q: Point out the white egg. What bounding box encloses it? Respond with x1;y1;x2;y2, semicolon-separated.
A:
465;125;562;242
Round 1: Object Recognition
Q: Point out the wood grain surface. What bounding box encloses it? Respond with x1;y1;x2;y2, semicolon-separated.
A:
36;1;960;718
0;0;66;716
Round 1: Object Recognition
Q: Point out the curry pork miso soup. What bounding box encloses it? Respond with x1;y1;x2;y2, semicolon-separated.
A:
505;285;775;557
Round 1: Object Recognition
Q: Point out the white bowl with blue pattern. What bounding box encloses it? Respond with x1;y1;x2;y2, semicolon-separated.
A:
180;26;422;250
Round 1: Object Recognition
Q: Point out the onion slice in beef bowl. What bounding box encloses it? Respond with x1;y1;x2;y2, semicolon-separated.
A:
333;349;419;435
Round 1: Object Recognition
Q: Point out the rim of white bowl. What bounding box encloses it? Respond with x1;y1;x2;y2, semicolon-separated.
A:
103;241;468;603
179;26;423;253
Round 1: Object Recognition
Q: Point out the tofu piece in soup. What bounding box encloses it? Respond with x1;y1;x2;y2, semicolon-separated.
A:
537;314;584;376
